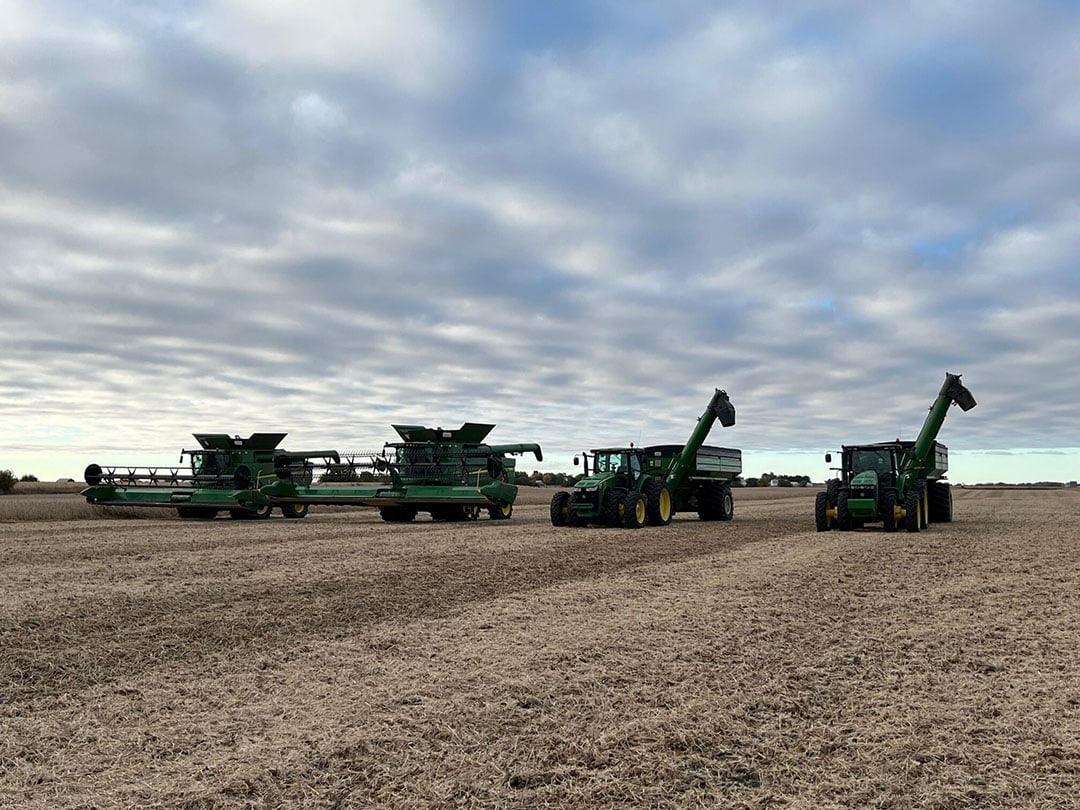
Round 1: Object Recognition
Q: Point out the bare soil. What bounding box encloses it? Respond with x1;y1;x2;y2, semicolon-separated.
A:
1;487;1077;809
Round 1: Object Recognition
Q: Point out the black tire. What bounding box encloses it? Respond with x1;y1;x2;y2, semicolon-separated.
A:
836;492;853;531
904;487;922;532
928;481;953;523
281;503;310;519
815;491;831;531
642;478;674;526
233;465;254;490
623;492;646;529
881;490;897;532
178;507;217;520
251;502;272;520
550;491;571;527
463;505;481;521
717;483;734;521
488;503;513;520
380;505;417;523
602;489;624;527
826;478;841;508
697;481;725;521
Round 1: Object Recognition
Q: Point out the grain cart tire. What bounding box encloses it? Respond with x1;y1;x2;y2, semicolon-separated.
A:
281;503;310;519
717;483;734;521
881;490;898;532
550;491;571;526
928;481;953;523
623;492;646;529
815;491;832;531
697;481;725;521
836;492;853;531
643;479;674;526
380;506;417;523
904;487;922;532
488;503;513;520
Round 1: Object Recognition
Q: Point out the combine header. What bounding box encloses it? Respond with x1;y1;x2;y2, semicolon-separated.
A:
549;388;741;528
81;433;339;519
260;422;542;521
816;372;977;532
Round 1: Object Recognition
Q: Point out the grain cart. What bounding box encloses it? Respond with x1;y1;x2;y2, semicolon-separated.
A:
549;388;740;529
81;433;340;519
260;422;542;522
815;372;976;533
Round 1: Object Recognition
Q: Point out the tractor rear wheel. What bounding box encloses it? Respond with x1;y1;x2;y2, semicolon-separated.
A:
623;492;646;529
643;479;673;526
904;487;922;532
550;491;571;526
881;490;897;532
826;478;841;507
814;491;831;531
281;503;310;519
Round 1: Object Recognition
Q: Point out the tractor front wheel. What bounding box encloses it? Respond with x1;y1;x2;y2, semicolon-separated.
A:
836;493;853;531
623;492;646;529
488;503;513;520
881;490;897;532
550;491;571;527
814;491;832;531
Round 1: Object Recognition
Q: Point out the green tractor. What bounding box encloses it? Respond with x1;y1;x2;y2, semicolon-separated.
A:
81;433;339;519
816;373;977;533
261;422;543;522
550;388;740;529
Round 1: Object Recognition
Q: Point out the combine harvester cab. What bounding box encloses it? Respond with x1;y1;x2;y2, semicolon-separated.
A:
816;372;977;533
550;388;741;529
261;423;542;522
81;434;340;520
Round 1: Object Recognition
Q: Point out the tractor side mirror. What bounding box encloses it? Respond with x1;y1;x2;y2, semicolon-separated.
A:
573;456;579;466
825;453;832;463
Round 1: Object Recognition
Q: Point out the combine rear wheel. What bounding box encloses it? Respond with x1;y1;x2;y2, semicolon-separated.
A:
488;503;513;520
643;479;673;526
550;491;571;526
281;503;309;519
602;490;624;526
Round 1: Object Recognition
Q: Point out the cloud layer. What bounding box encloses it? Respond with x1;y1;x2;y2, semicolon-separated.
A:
2;1;1078;480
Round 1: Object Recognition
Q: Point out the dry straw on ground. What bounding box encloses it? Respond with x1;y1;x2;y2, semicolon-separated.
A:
1;487;1077;808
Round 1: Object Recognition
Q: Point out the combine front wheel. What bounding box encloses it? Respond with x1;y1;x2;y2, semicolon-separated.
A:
488;503;513;520
281;503;310;519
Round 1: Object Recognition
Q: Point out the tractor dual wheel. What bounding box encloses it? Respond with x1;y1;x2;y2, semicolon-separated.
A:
836;492;853;531
881;490;898;532
550;491;571;526
643;478;673;526
623;492;646;529
814;491;832;531
904;484;924;533
602;490;624;527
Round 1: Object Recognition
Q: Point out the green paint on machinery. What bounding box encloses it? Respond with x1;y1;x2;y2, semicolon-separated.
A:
81;433;339;520
549;388;741;529
815;372;977;533
259;423;543;522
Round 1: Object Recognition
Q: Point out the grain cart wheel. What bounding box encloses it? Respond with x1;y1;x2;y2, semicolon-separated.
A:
881;490;898;532
904;487;922;532
717;483;734;521
281;503;310;519
836;492;853;531
549;491;571;526
814;491;833;531
602;490;624;527
643;479;674;526
623;492;646;529
697;481;724;521
928;481;952;522
488;503;513;520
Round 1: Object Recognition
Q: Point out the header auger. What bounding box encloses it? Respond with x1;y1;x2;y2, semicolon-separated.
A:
550;388;741;529
816;372;977;533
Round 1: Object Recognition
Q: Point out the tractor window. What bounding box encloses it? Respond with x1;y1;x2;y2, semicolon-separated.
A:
593;453;616;474
852;450;891;477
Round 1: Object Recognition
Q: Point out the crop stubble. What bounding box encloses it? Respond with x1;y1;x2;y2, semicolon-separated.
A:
1;487;1077;808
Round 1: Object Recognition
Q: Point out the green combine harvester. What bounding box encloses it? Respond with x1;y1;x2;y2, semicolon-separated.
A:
258;423;542;522
550;388;741;529
816;372;977;533
81;433;339;519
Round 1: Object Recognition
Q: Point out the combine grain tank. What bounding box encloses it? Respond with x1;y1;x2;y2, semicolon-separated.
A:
81;433;339;519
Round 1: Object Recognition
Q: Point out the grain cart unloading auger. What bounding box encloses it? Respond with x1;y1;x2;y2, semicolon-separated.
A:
815;372;976;533
81;433;340;519
549;388;740;529
259;422;542;522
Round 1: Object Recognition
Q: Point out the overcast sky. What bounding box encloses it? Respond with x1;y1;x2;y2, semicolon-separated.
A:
2;1;1078;484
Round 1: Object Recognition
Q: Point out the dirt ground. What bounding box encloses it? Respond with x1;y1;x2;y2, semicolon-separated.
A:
1;487;1077;809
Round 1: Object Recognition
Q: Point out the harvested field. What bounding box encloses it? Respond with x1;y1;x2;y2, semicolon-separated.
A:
1;487;1077;808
